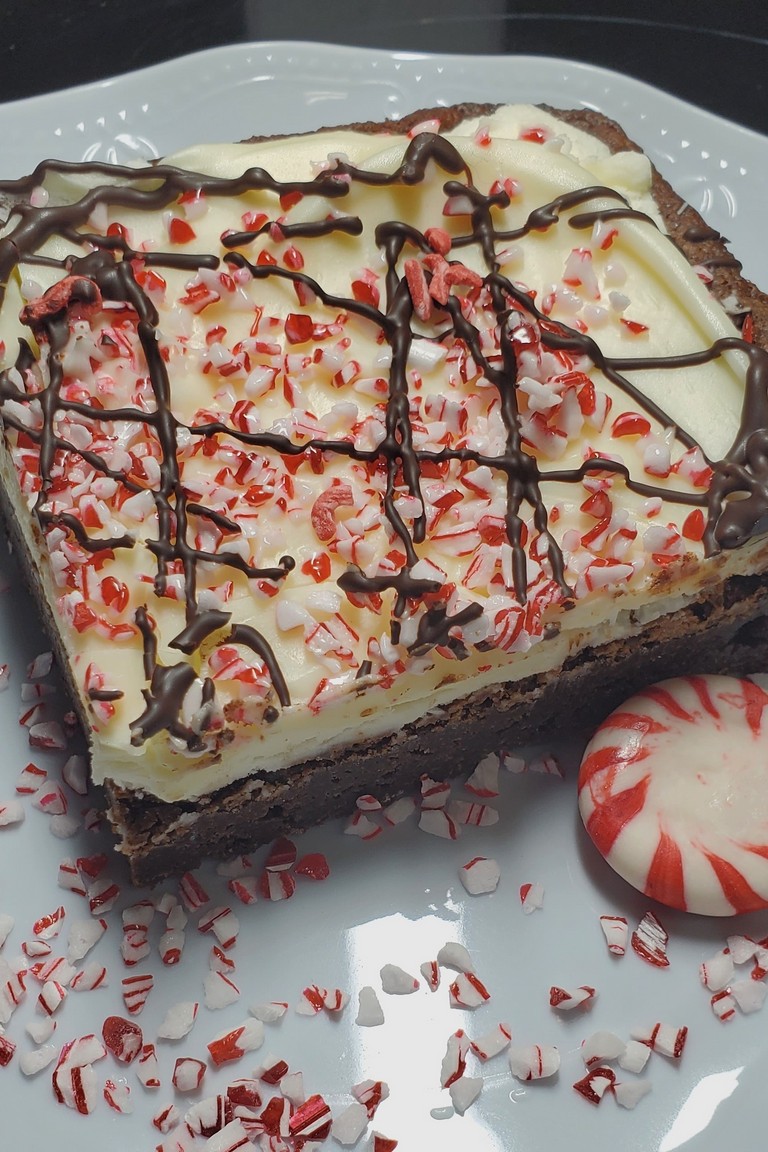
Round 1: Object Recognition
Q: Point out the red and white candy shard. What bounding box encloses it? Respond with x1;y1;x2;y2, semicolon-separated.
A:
700;948;734;991
440;1030;471;1088
207;1020;265;1066
519;882;544;913
459;856;501;894
436;941;474;974
572;1066;616;1106
104;1078;132;1114
172;1057;206;1092
379;964;419;994
352;1079;389;1119
204;970;241;1010
464;753;500;797
419;960;440;991
632;911;670;968
614;1080;652;1109
471;1023;512;1061
356;985;385;1027
157;1000;199;1040
0;801;24;827
631;1022;688;1059
508;1043;560;1081
549;985;596;1011
578;675;768;915
332;1101;369;1146
599;915;628;956
449;972;491;1008
582;1031;626;1066
731;979;768;1014
249;1001;288;1023
618;1040;651;1074
449;1075;483;1115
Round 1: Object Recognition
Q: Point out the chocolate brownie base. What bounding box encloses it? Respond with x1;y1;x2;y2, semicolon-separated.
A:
108;571;768;885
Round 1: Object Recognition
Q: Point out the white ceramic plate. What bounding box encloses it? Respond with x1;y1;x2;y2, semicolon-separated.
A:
1;43;767;1152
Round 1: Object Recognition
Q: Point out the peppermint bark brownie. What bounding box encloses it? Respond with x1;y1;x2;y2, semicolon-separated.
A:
1;103;768;883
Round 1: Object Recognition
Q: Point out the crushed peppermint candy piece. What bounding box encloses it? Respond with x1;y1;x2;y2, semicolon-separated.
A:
179;871;211;911
727;934;760;965
102;1016;143;1063
519;882;545;913
465;751;502;797
631;1022;688;1059
19;1044;57;1076
382;797;417;826
464;753;500;797
344;811;382;840
172;1057;206;1093
368;1133;398;1152
136;1042;161;1088
614;1079;653;1109
0;801;24;827
153;1102;180;1133
419;960;440;991
470;1022;512;1061
332;1101;369;1146
436;941;474;974
15;762;46;794
69;961;108;991
573;1066;616;1105
352;1079;389;1119
295;852;331;880
449;972;491;1009
528;754;564;777
103;1077;132;1114
356;985;385;1027
249;1001;288;1023
27;652;53;680
296;985;328;1015
205;1119;251;1151
618;1040;651;1073
121;972;153;1015
582;1031;626;1066
288;1093;332;1140
449;1075;482;1115
731;979;768;1014
61;754;88;796
418;808;460;839
710;989;737;1022
549;985;597;1011
157;1000;198;1040
27;1016;56;1044
700;948;734;992
440;1030;470;1088
198;907;239;949
448;800;499;827
28;721;67;750
632;911;670;967
459;856;501;894
37;979;67;1016
599;915;628;956
420;775;452;809
0;1033;15;1066
204;970;241;1010
207;1019;265;1066
380;964;419;995
509;1044;560;1081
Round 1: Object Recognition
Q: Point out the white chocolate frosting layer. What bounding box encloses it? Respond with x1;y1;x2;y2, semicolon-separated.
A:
0;105;764;803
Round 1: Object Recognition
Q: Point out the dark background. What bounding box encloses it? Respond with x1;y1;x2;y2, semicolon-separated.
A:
0;0;766;133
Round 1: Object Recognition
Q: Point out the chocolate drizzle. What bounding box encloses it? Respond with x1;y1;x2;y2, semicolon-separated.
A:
1;130;767;750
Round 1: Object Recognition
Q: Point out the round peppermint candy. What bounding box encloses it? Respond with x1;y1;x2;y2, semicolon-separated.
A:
578;675;768;915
